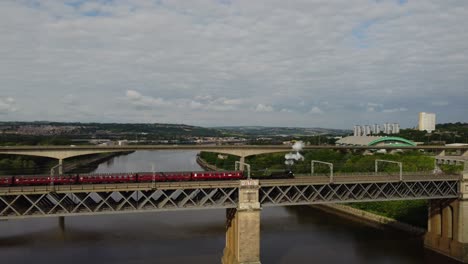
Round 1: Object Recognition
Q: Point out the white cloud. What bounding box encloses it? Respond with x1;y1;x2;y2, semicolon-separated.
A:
255;104;274;112
126;90;171;108
309;106;323;114
0;97;17;114
382;107;408;113
126;90;244;112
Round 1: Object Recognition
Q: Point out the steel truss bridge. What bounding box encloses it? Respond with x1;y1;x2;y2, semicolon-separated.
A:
0;173;459;220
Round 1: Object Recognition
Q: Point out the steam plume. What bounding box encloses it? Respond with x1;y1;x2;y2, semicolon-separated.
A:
284;141;304;165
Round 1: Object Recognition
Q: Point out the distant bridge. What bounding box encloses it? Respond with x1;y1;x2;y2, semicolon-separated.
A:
1;144;466;176
1;144;467;161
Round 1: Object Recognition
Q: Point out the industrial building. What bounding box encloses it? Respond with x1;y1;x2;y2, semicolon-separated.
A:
336;136;416;147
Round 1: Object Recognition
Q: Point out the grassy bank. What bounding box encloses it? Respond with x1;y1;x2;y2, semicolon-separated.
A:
348;200;428;228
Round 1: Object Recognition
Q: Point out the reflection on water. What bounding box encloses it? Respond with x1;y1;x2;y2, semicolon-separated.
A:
92;150;203;173
0;151;456;263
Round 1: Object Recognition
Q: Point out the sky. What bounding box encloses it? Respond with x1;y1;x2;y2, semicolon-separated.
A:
0;0;467;129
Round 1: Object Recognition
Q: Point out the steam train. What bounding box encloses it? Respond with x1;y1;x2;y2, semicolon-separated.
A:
0;170;294;187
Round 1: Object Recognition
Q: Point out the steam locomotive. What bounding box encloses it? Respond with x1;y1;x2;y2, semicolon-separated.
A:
0;170;294;187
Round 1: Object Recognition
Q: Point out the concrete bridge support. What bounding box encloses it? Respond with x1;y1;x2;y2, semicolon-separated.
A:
222;180;261;264
239;156;246;168
437;150;446;156
58;159;63;175
425;172;468;262
463;150;468;157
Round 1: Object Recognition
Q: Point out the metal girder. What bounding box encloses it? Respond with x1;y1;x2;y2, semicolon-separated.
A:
0;178;460;220
259;180;459;207
0;187;239;220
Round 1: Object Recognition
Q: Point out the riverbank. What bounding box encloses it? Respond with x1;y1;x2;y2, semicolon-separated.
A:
196;152;426;235
63;151;134;174
196;155;217;171
312;204;425;235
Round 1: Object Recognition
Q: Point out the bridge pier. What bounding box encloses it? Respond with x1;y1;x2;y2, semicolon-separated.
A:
239;156;246;167
58;159;63;175
425;171;468;262
222;180;261;264
463;150;468;157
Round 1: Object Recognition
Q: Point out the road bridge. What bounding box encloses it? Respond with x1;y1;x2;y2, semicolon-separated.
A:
1;145;467;160
436;155;468;166
1;145;467;175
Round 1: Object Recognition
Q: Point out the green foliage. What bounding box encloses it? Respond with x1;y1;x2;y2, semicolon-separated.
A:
439;164;464;174
394;123;468;144
341;151;434;173
0;156;53;175
246;150;435;175
349;200;428;228
202;150;437;176
199;152;239;171
0;134;72;146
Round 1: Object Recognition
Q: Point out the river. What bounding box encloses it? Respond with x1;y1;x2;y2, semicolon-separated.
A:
0;151;457;263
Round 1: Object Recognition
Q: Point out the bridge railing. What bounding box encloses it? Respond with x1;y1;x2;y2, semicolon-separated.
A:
303;171;451;177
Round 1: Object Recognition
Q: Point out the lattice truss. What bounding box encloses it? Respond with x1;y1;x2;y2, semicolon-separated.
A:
260;180;459;206
0;187;238;219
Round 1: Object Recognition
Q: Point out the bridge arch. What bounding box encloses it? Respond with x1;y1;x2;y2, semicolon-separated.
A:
0;149;131;161
197;149;291;159
368;137;416;147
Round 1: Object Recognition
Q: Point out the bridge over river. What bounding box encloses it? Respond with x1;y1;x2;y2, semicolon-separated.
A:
0;170;465;263
1;145;468;263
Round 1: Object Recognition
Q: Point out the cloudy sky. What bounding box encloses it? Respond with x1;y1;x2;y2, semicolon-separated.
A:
1;0;467;129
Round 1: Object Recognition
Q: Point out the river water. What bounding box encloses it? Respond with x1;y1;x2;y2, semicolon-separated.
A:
0;151;457;263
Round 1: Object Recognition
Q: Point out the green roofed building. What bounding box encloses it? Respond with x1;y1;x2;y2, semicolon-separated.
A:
336;136;417;147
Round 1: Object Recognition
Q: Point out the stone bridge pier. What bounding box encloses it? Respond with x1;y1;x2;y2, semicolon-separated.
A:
222;180;261;264
425;171;468;262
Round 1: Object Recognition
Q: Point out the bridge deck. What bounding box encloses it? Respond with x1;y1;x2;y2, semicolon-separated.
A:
0;174;459;220
0;174;459;195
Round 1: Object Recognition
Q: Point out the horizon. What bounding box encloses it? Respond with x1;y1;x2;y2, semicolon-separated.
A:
3;119;466;131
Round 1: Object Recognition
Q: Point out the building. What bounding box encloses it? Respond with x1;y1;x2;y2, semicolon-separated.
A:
418;112;436;132
393;123;400;134
353;123;400;136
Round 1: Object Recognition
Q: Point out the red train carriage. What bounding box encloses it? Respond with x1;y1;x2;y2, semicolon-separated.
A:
13;175;76;185
136;172;186;182
0;176;12;187
191;171;243;180
14;176;51;185
78;174;136;184
159;172;192;181
0;170;247;187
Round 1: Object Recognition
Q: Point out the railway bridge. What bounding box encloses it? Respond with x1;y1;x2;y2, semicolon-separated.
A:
0;171;466;263
1;145;468;263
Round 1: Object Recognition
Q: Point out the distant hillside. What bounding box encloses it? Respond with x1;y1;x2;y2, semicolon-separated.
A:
213;126;350;136
0;121;223;137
